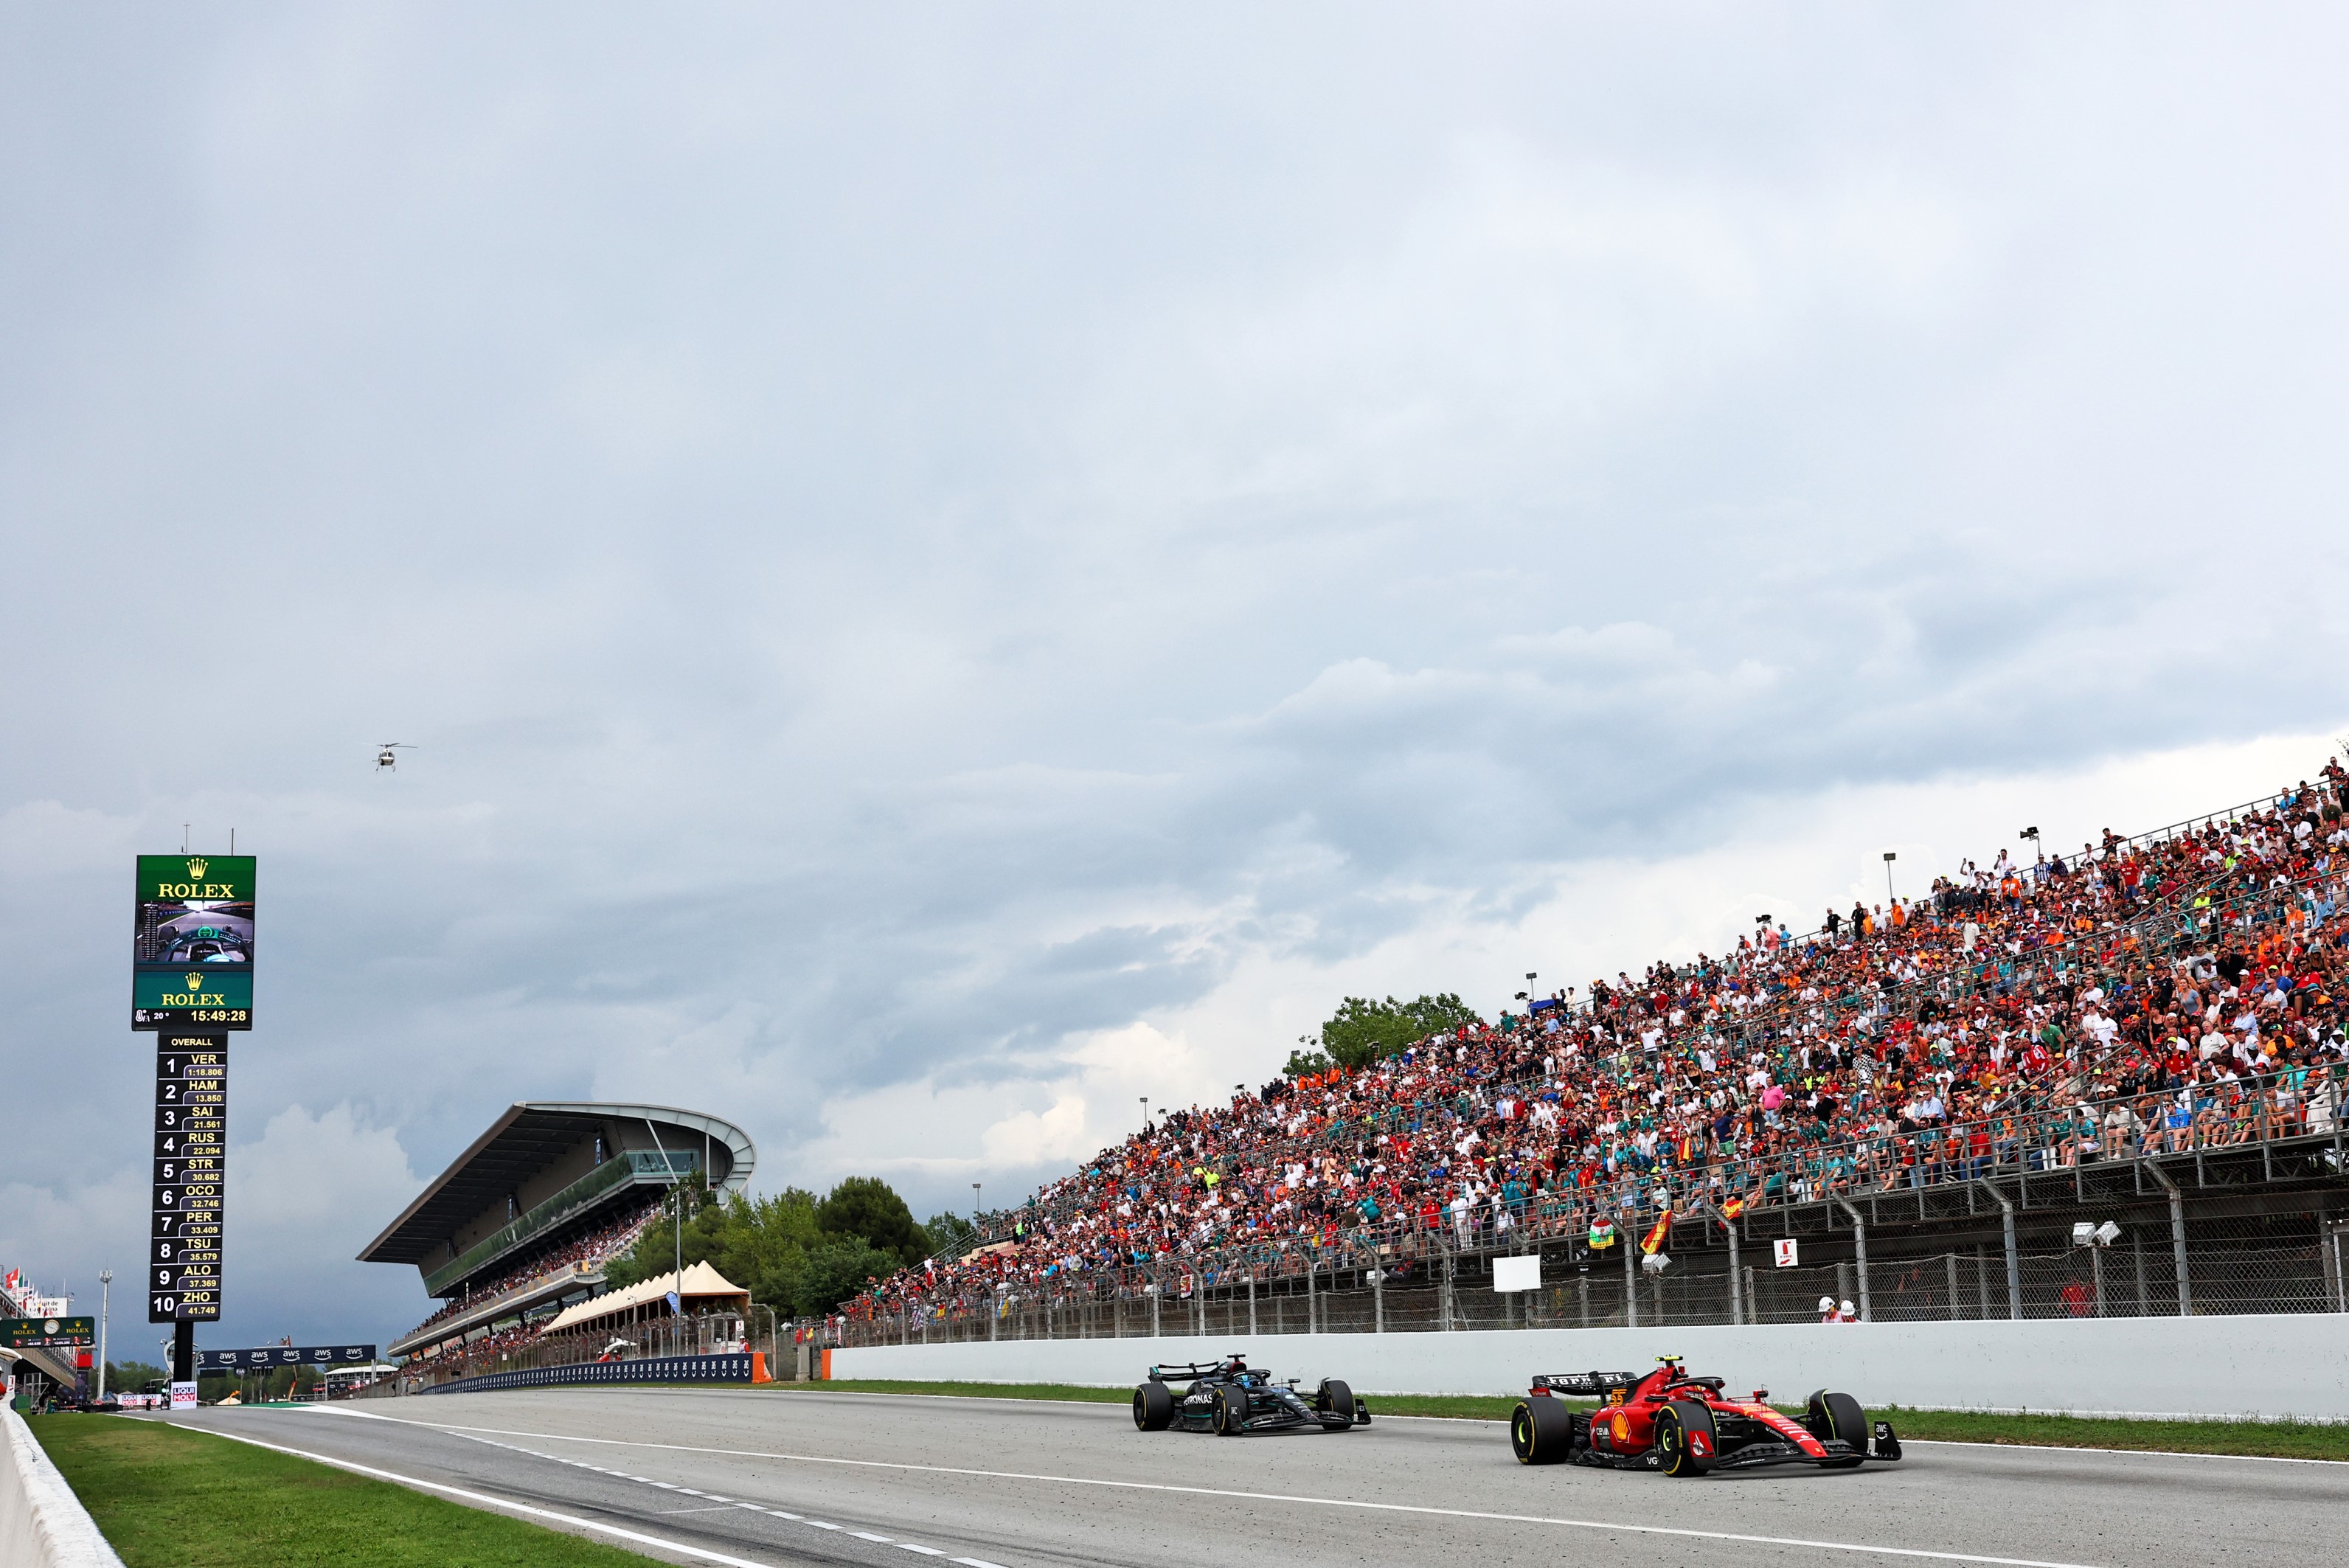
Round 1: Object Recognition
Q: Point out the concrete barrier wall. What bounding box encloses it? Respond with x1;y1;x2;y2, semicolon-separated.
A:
0;1409;125;1568
831;1314;2349;1421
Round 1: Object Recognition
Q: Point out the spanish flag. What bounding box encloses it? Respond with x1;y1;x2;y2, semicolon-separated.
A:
1640;1210;1673;1256
1721;1196;1746;1221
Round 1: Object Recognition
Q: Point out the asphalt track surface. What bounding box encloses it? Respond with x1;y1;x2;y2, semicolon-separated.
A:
147;1389;2343;1568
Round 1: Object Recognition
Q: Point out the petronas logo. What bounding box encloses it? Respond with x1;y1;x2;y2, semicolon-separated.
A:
186;858;208;878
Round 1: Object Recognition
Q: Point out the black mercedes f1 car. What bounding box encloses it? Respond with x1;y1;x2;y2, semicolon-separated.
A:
1511;1358;1902;1476
1132;1355;1372;1435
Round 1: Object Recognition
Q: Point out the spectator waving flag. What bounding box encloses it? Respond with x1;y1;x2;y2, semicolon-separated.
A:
1640;1210;1673;1255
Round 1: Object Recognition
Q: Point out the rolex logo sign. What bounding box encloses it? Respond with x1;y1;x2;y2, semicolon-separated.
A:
187;857;207;878
186;973;204;991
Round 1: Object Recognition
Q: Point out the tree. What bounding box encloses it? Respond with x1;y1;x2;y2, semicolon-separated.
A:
600;1173;927;1319
783;1236;902;1317
1291;993;1482;1075
923;1210;976;1256
108;1360;165;1394
814;1177;927;1269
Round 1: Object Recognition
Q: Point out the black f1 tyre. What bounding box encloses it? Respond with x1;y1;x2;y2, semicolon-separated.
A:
1213;1384;1249;1435
1319;1378;1357;1426
1654;1401;1715;1477
1805;1389;1868;1465
1510;1395;1575;1465
1133;1380;1173;1432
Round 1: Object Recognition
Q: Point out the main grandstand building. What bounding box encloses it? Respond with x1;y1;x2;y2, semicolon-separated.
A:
361;1103;754;1362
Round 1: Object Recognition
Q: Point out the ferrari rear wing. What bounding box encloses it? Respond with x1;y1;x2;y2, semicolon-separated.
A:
1529;1372;1642;1397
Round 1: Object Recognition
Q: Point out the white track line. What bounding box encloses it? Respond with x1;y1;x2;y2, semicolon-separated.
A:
1895;1438;2339;1467
445;1426;983;1561
316;1408;2102;1568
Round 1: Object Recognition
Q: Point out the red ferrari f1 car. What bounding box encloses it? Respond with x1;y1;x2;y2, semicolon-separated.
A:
1510;1357;1902;1476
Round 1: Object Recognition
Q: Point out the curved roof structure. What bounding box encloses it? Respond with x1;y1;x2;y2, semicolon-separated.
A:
358;1101;754;1267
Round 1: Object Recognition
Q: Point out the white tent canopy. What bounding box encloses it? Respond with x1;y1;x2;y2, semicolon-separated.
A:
541;1260;749;1336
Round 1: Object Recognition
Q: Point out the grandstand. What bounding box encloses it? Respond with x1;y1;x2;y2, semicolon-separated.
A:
361;1103;754;1364
833;761;2349;1345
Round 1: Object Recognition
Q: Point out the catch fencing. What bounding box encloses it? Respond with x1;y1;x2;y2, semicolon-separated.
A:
810;1125;2349;1348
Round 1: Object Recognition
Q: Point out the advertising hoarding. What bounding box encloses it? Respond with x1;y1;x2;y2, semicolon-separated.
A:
0;1317;94;1348
195;1345;376;1371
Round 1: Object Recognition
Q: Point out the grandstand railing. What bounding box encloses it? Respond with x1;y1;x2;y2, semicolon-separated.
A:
424;1150;698;1297
391;1259;609;1357
839;1064;2349;1345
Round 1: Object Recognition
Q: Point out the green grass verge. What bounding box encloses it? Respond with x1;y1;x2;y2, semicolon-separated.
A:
27;1415;655;1567
779;1378;2349;1460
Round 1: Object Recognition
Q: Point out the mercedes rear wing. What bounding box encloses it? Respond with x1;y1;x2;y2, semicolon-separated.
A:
1147;1357;1247;1381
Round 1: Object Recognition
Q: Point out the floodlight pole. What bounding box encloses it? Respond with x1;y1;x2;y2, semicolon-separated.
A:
642;1117;684;1294
1883;851;1897;906
96;1271;111;1403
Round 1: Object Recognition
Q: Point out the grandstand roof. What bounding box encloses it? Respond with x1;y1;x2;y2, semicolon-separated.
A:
357;1102;754;1266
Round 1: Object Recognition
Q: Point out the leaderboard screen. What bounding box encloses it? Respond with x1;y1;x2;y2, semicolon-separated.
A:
133;854;254;1030
150;1036;226;1322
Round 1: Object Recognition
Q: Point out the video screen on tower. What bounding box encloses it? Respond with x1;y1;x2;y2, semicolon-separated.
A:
133;854;255;1030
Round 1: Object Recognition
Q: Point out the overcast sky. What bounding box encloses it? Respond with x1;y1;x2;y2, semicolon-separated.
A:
4;5;2348;1350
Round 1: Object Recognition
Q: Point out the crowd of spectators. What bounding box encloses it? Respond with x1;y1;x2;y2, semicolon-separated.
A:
398;1193;665;1346
856;763;2349;1328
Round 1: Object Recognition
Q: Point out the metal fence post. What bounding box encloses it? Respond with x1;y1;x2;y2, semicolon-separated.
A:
1248;1272;1257;1336
1624;1222;1638;1328
1973;1179;2021;1319
1834;1198;1870;1322
2145;1159;2190;1317
1727;1222;1742;1325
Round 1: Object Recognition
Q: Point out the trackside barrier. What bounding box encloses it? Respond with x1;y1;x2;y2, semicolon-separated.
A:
417;1353;754;1396
828;1314;2349;1422
0;1407;125;1568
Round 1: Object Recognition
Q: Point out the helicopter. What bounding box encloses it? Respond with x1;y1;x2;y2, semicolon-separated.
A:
375;743;414;772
